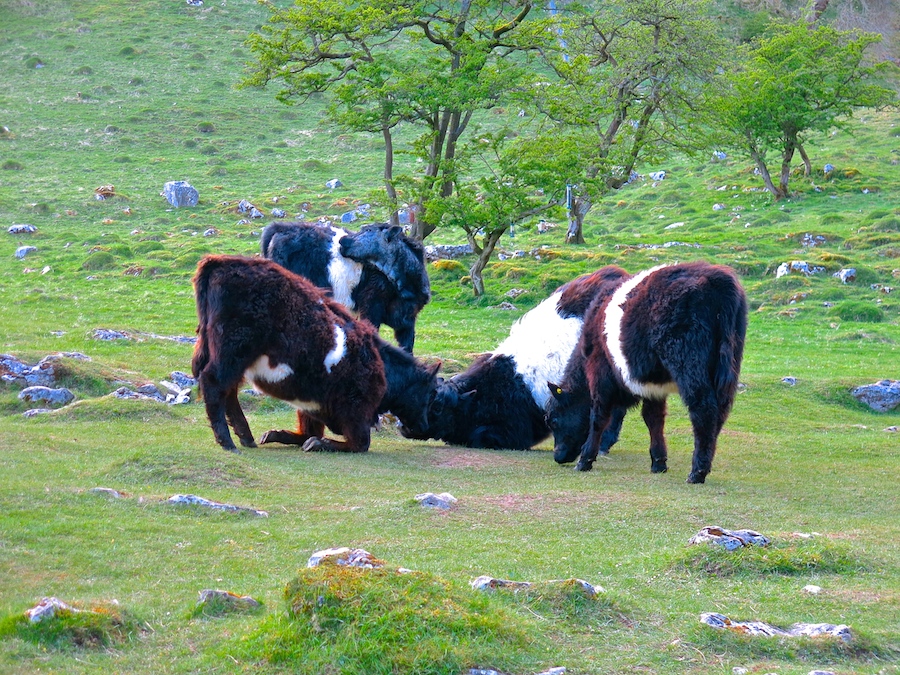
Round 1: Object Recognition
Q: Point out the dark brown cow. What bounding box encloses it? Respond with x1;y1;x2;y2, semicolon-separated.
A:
191;255;439;453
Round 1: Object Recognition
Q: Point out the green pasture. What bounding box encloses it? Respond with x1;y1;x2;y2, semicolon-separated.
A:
1;1;898;673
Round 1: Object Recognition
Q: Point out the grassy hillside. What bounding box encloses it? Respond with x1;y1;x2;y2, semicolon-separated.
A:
1;1;899;674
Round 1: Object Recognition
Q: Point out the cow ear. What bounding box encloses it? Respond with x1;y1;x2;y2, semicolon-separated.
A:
386;225;403;242
428;361;442;377
460;389;477;402
548;382;566;400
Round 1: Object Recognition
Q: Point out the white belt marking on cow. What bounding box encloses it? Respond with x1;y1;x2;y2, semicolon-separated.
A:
327;227;363;310
603;265;678;399
288;399;322;412
324;324;347;373
245;355;294;383
492;290;584;411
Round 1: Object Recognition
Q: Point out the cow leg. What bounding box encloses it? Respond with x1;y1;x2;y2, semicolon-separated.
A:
393;324;415;354
198;372;238;452
303;420;371;453
225;390;256;448
682;386;719;484
597;405;627;456
260;411;324;446
577;403;613;472
641;398;669;474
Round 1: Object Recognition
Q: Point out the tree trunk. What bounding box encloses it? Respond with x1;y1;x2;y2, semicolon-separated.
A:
779;140;797;197
806;0;829;24
748;138;785;199
383;126;400;227
798;142;812;177
565;196;592;244
469;228;505;297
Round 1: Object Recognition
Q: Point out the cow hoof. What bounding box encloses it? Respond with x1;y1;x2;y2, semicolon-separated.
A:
575;461;593;472
687;472;707;484
222;445;241;455
598;449;610;456
651;462;668;474
240;439;258;448
302;437;327;452
259;431;275;445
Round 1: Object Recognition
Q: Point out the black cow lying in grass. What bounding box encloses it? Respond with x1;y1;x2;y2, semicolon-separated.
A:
400;268;628;449
547;261;748;484
260;221;430;353
191;255;440;453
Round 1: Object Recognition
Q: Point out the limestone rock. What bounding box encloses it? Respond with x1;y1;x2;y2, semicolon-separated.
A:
689;526;770;550
424;244;474;261
15;245;37;259
851;380;900;412
25;597;82;623
196;589;261;612
167;493;268;517
93;328;129;341
834;268;856;284
415;492;458;509
18;386;75;407
700;612;851;642
90;487;128;499
9;224;36;234
307;547;383;569
162;181;199;208
325;178;343;189
22;408;52;417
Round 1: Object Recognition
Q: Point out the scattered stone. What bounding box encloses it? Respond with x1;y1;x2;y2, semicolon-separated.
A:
808;671;836;675
169;371;197;389
325;178;343;189
536;219;557;233
471;576;601;598
15;245;37;259
161;181;199;208
801;233;827;247
186;0;203;5
341;210;357;224
713;203;726;211
700;613;852;642
649;170;666;181
1;352;88;388
22;408;52;417
159;380;191;404
775;260;826;278
250;207;264;219
489;301;517;311
732;669;748;675
196;589;261;612
166;494;268;517
25;597;84;623
203;228;218;237
307;547;383;569
885;426;898;433
136;383;165;399
8;224;36;234
851;380;900;412
271;208;286;218
824;163;835;175
782;376;797;386
424;243;474;261
505;288;526;299
712;151;727;160
89;487;128;499
92;328;129;341
803;585;823;595
18;386;75;407
665;221;686;229
834;268;856;284
688;526;770;550
415;492;458;509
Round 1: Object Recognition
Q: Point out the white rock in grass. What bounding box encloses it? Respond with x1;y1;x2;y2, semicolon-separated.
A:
700;612;852;642
167;494;268;517
688;526;770;550
307;547;383;569
803;584;823;595
415;492;457;509
25;597;82;623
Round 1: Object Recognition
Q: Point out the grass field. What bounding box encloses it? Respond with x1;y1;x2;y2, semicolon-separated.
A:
1;1;899;673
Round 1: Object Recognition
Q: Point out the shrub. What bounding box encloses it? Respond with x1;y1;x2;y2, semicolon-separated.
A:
197;122;215;133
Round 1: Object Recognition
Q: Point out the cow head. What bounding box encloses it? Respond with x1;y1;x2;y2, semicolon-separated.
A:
339;224;429;303
398;376;476;441
393;361;442;437
546;382;590;464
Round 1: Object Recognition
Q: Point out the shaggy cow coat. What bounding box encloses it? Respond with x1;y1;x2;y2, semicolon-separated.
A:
401;268;628;449
260;221;430;353
191;255;439;453
549;261;747;483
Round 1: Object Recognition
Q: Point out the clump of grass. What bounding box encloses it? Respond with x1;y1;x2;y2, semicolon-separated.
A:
829;301;885;323
0;600;143;650
72;65;93;75
669;537;863;577
82;251;118;270
199;145;218;155
230;565;546;675
118;46;137;57
2;160;24;170
197;121;216;133
24;56;44;69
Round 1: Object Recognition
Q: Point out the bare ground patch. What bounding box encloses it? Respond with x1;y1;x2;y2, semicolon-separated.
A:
428;447;540;469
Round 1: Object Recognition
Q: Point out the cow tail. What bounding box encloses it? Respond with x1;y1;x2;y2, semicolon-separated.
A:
191;258;214;380
714;285;748;425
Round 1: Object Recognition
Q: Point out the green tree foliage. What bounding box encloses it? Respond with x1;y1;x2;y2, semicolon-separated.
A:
243;0;551;237
515;0;726;243
708;20;896;200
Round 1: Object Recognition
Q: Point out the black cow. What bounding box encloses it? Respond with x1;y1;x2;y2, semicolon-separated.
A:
548;261;747;483
400;268;628;449
260;221;430;353
191;255;440;453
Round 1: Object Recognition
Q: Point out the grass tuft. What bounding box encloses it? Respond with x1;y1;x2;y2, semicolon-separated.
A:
0;601;143;651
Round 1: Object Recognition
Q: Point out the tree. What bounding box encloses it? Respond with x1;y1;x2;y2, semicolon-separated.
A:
242;0;552;238
516;0;726;244
708;20;896;200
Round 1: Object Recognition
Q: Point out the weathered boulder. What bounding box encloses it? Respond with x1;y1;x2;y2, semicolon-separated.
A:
196;589;261;613
8;224;36;234
25;597;83;623
169;371;197;389
700;612;852;642
18;386;75;407
325;178;343;189
15;245;37;259
92;328;129;341
834;268;856;283
307;547;383;569
471;576;602;598
689;526;770;550
424;243;474;261
851;379;900;412
415;492;458;509
166;493;268;517
1;352;90;388
161;181;199;208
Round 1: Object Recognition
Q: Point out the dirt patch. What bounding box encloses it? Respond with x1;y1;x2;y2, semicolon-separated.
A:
477;491;629;514
429;448;537;469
